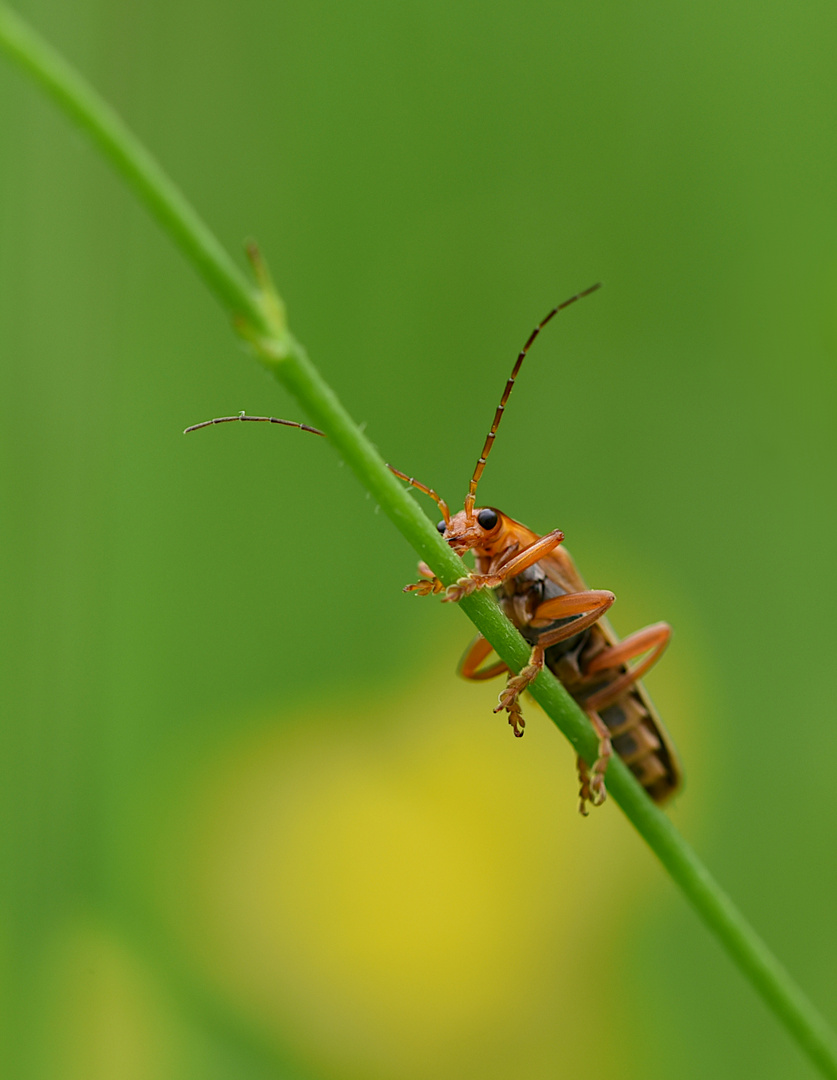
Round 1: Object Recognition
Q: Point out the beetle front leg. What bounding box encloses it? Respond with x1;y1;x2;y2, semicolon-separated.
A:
443;529;565;602
403;560;445;595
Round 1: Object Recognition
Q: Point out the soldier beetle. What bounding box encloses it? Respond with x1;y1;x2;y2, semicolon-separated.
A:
388;285;681;813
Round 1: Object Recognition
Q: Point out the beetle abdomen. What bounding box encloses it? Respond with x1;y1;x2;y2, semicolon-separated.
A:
597;693;678;803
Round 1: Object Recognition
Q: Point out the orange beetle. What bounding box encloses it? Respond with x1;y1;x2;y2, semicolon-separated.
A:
390;285;681;813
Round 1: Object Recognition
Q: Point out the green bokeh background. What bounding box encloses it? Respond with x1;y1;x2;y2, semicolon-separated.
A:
2;1;837;1077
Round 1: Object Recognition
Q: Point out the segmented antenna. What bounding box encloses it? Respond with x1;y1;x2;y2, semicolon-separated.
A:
464;282;602;518
183;411;324;436
387;465;451;525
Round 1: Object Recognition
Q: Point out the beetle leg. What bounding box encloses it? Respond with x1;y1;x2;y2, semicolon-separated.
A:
577;756;610;814
444;529;565;601
530;589;616;646
458;634;510;681
531;592;618;811
403;560;445;595
486;591;615;737
583;622;671;713
490;585;616;800
576;711;613;814
577;756;593;815
493;645;545;737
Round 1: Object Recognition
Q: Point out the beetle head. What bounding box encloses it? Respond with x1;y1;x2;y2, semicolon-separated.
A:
437;506;505;556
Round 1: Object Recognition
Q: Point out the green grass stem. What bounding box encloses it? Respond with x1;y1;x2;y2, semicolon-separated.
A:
2;5;836;1076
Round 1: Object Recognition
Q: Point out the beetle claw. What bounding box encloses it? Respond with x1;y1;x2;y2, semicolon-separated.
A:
508;709;525;737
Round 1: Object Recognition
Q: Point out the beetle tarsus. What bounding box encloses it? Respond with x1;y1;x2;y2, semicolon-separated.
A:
492;645;544;736
577;756;603;815
444;575;478;602
577;758;592;816
508;708;525;737
576;713;613;814
443;573;500;603
404;578;442;595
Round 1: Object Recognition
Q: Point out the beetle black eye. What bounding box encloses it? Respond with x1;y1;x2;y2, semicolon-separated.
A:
477;508;498;530
436;520;447;534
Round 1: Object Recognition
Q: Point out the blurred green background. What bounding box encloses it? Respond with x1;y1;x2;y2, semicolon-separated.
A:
2;1;837;1077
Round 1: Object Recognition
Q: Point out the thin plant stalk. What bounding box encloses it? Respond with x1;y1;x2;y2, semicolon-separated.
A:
1;6;836;1077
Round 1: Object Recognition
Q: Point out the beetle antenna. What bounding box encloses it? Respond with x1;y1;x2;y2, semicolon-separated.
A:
463;283;601;518
386;465;451;525
183;411;325;436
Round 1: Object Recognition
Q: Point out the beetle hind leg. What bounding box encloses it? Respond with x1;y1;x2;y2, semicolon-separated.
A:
577;757;594;816
576;711;613;815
